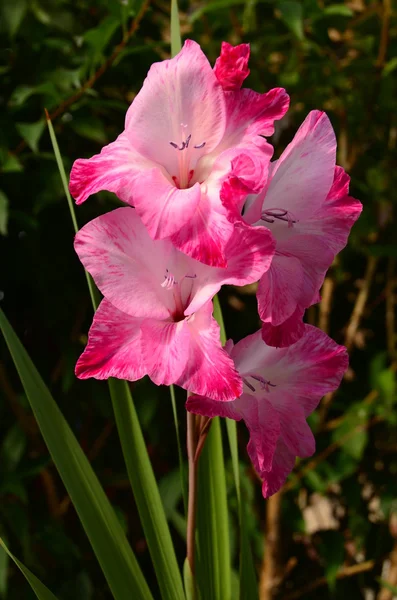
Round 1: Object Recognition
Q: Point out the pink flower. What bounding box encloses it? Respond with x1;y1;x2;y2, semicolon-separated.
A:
69;40;288;267
74;207;275;400
213;41;250;90
187;324;348;497
223;110;362;346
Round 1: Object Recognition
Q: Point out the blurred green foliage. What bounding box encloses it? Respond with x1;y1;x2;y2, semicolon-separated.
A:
0;0;396;598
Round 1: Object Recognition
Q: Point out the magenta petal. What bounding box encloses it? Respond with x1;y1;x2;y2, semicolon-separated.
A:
261;439;297;498
75;299;145;381
261;306;305;348
69;133;152;206
178;302;243;400
213;41;250;91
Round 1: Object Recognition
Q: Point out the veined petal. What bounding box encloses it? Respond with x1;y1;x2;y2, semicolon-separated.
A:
140;319;191;386
262;110;336;220
69;133;153;206
132;168;202;239
177;302;243;400
75;300;145;381
74;207;174;320
261;306;305;348
185;222;275;316
213;41;250;91
125;40;226;177
261;439;297;498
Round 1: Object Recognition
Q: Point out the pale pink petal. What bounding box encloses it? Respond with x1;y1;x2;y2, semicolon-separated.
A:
257;254;304;326
132;168;202;239
140;319;191;386
301;166;362;256
177;302;243;400
261;306;305;348
69;133;153;206
261;439;297;498
185;222;275;315
125;40;226;178
74;207;173;320
261;110;336;220
75;299;145;381
213;41;250;91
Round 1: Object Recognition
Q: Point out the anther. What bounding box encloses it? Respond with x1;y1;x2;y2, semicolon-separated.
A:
261;207;298;227
161;269;178;289
194;142;206;149
243;377;256;392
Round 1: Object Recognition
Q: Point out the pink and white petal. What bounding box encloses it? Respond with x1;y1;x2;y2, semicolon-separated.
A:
305;167;362;256
69;133;153;206
132;168;202;239
140;318;191;386
263;111;336;220
261;305;305;348
270;393;315;457
257;254;304;326
278;324;348;415
169;185;234;267
261;439;297;498
125;40;226;176
177;302;243;401
75;299;145;381
213;42;250;91
185;222;275;316
74;207;173;320
221;87;290;151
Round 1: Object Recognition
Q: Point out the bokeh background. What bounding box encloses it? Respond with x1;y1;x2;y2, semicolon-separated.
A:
1;0;396;598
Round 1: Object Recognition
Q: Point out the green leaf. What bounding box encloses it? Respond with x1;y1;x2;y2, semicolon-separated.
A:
170;0;182;57
0;308;153;600
70;117;108;145
318;531;344;591
16;120;46;154
109;378;185;600
0;151;23;173
383;57;397;77
197;418;231;600
0;190;9;235
1;0;28;37
0;537;9;597
1;423;26;472
0;537;58;599
276;1;304;40
322;5;353;17
46;115;99;309
183;558;195;600
170;384;188;515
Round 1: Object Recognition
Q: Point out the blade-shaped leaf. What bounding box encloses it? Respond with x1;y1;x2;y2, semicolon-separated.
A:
0;538;58;600
109;378;185;600
0;308;153;600
196;417;231;600
170;0;182;57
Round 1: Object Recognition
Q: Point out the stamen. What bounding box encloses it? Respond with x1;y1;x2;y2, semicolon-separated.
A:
161;269;178;290
261;207;298;228
194;142;206;149
243;377;256;392
169;142;178;149
185;134;192;148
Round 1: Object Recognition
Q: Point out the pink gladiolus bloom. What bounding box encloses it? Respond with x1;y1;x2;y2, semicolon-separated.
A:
74;207;275;400
69;40;289;267
187;324;348;497
223;110;362;347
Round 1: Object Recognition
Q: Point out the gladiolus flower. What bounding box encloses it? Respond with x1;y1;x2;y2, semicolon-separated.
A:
187;324;348;497
223;110;362;346
69;40;288;267
74;207;275;400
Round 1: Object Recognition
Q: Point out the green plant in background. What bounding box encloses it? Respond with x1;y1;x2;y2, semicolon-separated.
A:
0;1;396;599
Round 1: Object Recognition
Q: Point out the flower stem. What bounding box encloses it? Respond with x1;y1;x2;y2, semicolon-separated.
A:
187;411;198;575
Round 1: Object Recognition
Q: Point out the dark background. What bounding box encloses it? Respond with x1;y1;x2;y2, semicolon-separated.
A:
0;0;396;598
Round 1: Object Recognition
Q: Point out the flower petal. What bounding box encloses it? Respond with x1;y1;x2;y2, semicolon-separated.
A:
69;133;152;206
125;40;226;177
261;305;305;348
213;41;250;91
75;299;145;381
185;221;275;315
261;110;336;220
74;207;174;320
261;439;297;498
178;302;243;400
